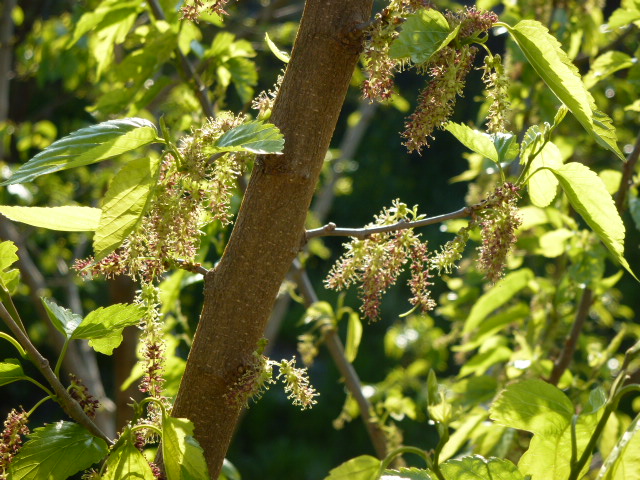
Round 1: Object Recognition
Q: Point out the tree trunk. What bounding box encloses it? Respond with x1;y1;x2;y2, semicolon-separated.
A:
171;0;374;476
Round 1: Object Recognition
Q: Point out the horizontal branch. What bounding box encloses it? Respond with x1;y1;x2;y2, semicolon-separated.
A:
305;205;477;241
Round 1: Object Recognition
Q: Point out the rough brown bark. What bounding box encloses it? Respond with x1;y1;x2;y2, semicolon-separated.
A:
171;0;374;476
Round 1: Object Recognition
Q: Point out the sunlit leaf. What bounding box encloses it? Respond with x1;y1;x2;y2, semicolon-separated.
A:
598;413;640;480
389;10;453;64
440;455;525;480
93;156;161;260
71;303;145;355
41;297;83;339
0;359;26;387
213;120;284;154
504;20;624;160
2;118;160;185
323;455;381;480
583;51;635;89
344;312;362;363
463;269;534;333
102;438;155;480
0;241;20;293
162;416;210;480
527;141;563;208
10;421;108;480
550;162;635;279
444;122;498;163
265;32;290;63
0;206;101;231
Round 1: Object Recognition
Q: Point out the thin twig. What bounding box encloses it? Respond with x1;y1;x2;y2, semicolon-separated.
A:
146;0;216;118
290;259;389;459
305;205;475;241
175;258;209;275
0;302;112;444
615;131;640;212
549;129;640;386
548;288;593;386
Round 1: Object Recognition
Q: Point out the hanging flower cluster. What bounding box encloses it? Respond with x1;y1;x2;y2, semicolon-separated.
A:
362;3;499;153
474;183;522;283
325;201;435;321
74;113;248;282
480;54;511;134
361;0;432;101
402;45;477;152
0;409;29;480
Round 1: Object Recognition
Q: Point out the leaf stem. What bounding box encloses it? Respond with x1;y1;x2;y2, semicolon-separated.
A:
131;423;164;438
27;395;53;417
0;302;112;444
54;338;71;378
378;446;430;474
0;331;27;358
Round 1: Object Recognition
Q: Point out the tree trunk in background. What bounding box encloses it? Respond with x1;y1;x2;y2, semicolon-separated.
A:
171;0;374;476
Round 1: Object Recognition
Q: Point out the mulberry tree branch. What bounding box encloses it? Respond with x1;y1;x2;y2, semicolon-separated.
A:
305;204;481;241
290;258;389;459
0;302;112;444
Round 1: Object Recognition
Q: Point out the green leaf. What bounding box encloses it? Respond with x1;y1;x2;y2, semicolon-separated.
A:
0;359;26;386
220;459;242;480
598;412;640;480
527;141;563;208
102;438;155;480
10;421;108;480
444;122;499;163
227;56;258;104
71;303;145;355
389;10;453;64
492;133;519;164
2;118;160;185
383;467;433;479
0;240;20;293
583;51;635;89
213;120;284;155
324;455;381;480
162;416;210;480
440;455;525;480
490;381;600;479
41;297;83;339
344;311;362;363
93;156;161;260
265;32;290;63
503;20;624;160
463;269;534;334
518;413;598;480
458;346;512;377
0;206;101;231
69;0;140;46
490;379;574;436
549;162;635;279
607;7;640;29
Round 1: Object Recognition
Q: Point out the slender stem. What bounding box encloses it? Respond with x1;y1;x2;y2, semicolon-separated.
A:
0;302;112;444
131;423;164;437
27;395;53;417
290;259;389;459
146;0;216;118
305;205;476;241
615;131;640;213
54;338;71;378
549;288;593;385
0;331;27;357
25;377;54;397
378;446;430;474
